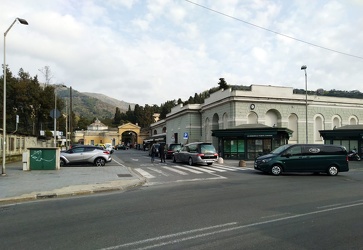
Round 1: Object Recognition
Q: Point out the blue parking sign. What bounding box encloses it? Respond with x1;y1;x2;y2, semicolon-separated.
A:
183;132;188;139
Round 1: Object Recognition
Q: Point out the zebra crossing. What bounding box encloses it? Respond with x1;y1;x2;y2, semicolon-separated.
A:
134;163;254;179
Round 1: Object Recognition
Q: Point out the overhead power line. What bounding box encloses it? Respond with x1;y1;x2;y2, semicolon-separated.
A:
185;0;363;60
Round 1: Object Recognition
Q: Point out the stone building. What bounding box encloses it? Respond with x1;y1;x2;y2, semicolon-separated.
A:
149;85;363;160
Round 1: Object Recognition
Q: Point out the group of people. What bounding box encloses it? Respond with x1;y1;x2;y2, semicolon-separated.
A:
151;143;166;163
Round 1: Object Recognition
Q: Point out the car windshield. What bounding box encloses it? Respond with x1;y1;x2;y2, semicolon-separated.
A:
200;144;216;154
270;144;291;154
170;145;181;150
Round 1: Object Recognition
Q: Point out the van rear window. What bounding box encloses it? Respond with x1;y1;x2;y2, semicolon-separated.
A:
201;144;216;154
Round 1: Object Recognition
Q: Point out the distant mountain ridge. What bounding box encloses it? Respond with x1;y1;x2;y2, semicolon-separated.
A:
82;92;135;111
57;86;136;119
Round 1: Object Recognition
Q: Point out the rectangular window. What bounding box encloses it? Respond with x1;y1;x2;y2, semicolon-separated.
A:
10;138;15;151
16;138;20;150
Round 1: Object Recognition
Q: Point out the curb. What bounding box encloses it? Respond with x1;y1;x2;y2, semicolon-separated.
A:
0;178;146;205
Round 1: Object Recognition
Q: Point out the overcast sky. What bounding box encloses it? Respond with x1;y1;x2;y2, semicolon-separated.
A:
2;0;363;106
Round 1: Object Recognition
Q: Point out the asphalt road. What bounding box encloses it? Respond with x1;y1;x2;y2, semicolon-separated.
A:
1;149;362;250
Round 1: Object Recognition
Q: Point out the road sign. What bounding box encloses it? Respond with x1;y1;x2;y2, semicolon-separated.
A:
183;132;188;139
50;109;61;119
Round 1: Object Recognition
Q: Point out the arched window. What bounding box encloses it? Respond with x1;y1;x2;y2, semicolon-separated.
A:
205;118;210;142
314;115;324;142
153;129;157;135
247;112;258;124
349;116;358;125
332;115;341;129
222;113;228;129
288;114;298;141
265;109;282;127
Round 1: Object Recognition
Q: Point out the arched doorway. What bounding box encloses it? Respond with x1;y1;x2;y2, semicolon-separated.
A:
122;131;138;148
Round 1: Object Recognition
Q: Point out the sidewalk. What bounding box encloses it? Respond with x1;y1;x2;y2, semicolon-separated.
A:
0;158;146;204
0;157;251;204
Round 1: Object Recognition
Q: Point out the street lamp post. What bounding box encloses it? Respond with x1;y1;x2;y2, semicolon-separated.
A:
2;18;28;176
54;88;57;147
301;65;308;144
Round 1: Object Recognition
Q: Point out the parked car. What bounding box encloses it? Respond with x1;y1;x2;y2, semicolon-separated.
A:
105;144;114;154
115;144;128;150
166;143;182;159
254;144;349;176
60;145;112;167
149;143;161;157
173;142;218;166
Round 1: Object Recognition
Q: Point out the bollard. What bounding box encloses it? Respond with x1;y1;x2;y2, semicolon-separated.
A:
22;152;29;171
217;157;224;164
239;160;246;167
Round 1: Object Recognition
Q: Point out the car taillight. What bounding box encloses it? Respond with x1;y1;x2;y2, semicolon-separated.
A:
103;150;110;154
197;153;204;157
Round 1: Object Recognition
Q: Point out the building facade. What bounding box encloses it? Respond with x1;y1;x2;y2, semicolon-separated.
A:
73;119;146;147
150;85;363;160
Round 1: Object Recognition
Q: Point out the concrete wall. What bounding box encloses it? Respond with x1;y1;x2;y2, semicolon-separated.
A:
1;134;49;162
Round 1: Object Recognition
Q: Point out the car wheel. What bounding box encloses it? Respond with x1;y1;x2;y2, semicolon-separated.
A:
188;157;194;166
173;156;176;163
60;159;66;167
271;164;282;176
327;165;339;176
95;158;106;167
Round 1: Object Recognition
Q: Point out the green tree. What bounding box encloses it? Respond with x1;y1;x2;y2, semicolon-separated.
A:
218;78;229;90
113;107;122;125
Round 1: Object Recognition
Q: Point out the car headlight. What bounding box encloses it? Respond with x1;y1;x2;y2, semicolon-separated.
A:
261;158;272;163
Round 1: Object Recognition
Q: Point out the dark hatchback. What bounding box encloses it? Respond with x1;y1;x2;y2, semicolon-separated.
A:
166;143;182;159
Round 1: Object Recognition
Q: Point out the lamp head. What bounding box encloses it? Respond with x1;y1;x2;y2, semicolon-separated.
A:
301;65;307;70
17;18;28;25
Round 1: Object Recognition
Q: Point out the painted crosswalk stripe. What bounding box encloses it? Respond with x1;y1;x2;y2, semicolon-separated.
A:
134;168;155;178
203;166;226;172
148;167;169;176
187;165;215;173
213;165;242;171
173;165;204;174
162;166;188;175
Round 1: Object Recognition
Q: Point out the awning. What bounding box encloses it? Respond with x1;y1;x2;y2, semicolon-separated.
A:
143;133;166;143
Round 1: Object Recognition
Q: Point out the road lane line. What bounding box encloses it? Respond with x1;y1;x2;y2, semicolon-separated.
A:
100;201;363;250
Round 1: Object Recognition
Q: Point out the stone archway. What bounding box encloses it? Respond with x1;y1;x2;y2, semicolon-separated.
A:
117;123;141;147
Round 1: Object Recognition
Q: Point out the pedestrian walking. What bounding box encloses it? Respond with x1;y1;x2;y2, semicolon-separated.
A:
159;143;166;163
151;145;156;163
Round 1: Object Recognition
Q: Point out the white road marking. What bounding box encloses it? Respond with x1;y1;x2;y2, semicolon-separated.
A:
172;165;204;174
134;168;155;179
187;166;215;173
213;165;240;171
101;201;363;250
148;167;169;176
203;166;226;172
162;166;188;175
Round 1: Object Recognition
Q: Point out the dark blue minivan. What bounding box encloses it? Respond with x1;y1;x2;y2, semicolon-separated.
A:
254;144;349;176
